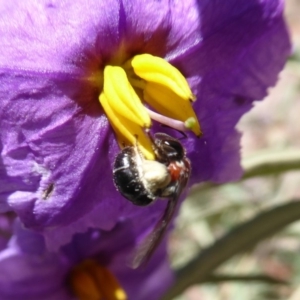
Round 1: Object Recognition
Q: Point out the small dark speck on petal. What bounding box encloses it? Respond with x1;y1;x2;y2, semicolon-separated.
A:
42;183;54;200
234;95;247;106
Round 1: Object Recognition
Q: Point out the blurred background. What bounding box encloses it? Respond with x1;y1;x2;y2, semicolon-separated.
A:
169;1;300;299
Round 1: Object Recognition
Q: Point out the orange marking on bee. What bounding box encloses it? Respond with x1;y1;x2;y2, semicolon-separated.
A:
168;163;181;181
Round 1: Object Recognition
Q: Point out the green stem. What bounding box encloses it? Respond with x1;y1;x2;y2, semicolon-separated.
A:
241;149;300;179
189;149;300;195
203;273;288;285
161;200;300;300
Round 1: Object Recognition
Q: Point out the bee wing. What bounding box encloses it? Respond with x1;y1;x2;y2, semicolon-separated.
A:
131;160;190;269
131;197;177;269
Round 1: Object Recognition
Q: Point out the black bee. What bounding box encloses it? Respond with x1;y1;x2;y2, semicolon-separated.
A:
113;133;191;268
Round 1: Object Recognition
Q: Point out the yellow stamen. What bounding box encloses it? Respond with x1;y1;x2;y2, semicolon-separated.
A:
143;82;201;136
98;53;201;158
92;263;127;300
69;265;103;300
130;54;196;101
69;260;127;300
100;93;155;160
103;66;151;128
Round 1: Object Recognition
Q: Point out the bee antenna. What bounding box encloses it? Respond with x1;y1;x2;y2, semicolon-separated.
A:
144;128;156;144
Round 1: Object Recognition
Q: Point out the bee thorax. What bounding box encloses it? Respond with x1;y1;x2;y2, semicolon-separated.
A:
140;160;171;193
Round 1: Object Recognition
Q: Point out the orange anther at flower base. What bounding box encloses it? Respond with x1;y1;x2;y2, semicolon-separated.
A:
99;53;201;159
69;260;127;300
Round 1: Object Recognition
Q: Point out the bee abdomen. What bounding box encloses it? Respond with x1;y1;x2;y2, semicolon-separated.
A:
113;147;154;206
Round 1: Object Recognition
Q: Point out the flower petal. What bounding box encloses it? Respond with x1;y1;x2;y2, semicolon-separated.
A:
0;247;71;300
0;218;174;300
0;71;125;231
169;0;291;183
0;1;123;72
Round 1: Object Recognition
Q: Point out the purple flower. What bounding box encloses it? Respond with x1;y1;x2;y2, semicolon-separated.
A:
0;218;173;300
0;0;290;249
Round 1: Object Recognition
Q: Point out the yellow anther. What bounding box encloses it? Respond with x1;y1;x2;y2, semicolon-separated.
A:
93;264;127;300
103;66;151;128
98;53;201;156
100;93;155;160
143;82;201;136
69;265;103;300
115;289;127;300
131;54;196;101
69;260;128;300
